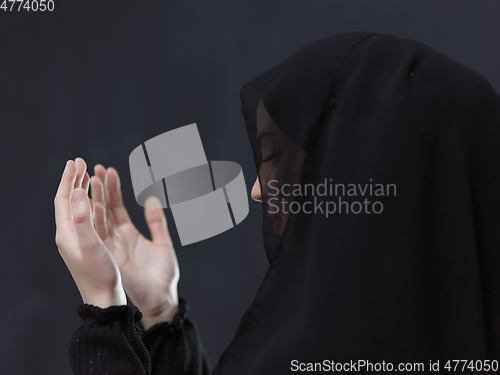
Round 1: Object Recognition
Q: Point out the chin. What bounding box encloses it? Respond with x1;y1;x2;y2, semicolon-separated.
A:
276;219;287;236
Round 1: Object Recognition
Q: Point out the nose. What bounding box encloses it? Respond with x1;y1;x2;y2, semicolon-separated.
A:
251;177;262;202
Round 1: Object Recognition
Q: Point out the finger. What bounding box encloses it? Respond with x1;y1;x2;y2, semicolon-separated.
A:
94;165;109;219
82;172;90;193
90;175;105;207
91;173;115;238
144;195;172;245
54;160;78;229
71;188;100;253
106;167;133;226
74;158;87;189
94;164;107;187
89;197;94;220
93;201;109;241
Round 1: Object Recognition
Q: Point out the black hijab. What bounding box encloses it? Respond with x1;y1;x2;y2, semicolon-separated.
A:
213;32;500;374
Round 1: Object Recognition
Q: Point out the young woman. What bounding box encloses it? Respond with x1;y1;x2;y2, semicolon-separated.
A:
54;32;500;374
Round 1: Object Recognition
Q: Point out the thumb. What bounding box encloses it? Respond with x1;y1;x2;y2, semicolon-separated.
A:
144;195;171;245
72;188;100;254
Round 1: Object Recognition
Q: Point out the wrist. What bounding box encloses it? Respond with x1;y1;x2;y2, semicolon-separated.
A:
81;286;127;309
140;293;179;330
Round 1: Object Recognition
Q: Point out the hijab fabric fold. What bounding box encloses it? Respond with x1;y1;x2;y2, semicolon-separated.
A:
213;32;500;375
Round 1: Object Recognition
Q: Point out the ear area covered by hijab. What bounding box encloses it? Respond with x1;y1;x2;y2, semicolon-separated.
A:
212;32;500;375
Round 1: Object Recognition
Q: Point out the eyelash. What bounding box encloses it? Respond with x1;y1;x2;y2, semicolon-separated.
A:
262;152;278;165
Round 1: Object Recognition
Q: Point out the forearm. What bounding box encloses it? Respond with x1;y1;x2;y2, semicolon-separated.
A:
69;304;151;375
141;298;211;375
69;298;210;375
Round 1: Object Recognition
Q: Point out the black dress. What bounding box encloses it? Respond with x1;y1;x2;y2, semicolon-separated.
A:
69;298;210;375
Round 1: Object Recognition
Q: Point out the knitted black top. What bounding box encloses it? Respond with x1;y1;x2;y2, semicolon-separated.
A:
69;298;211;375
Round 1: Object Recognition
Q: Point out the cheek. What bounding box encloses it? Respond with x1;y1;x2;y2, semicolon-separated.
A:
288;151;307;184
259;164;277;186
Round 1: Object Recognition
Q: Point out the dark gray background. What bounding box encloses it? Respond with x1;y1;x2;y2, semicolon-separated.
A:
0;1;499;373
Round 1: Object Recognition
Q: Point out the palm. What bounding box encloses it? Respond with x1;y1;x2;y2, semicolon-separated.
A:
91;165;179;317
54;159;127;308
108;221;178;313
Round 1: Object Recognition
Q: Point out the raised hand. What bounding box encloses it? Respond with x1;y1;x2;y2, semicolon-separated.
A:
90;160;180;330
54;158;127;309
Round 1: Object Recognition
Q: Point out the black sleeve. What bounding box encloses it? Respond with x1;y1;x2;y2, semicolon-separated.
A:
68;298;211;375
140;298;211;375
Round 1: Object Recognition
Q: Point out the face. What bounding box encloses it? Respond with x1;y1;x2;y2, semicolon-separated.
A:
251;100;306;237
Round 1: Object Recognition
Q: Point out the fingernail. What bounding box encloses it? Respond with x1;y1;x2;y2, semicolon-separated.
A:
145;196;162;208
72;189;86;203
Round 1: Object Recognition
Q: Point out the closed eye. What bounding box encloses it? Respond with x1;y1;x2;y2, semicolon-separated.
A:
262;152;278;163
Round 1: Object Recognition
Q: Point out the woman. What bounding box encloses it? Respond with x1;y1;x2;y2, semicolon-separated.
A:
54;32;500;374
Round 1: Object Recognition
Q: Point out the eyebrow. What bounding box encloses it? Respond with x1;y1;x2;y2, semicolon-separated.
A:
256;131;277;146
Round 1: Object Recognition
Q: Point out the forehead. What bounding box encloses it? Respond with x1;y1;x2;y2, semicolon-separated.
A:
255;99;301;151
256;100;280;135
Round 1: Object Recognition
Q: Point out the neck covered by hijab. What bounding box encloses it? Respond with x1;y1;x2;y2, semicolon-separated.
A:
213;32;500;374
